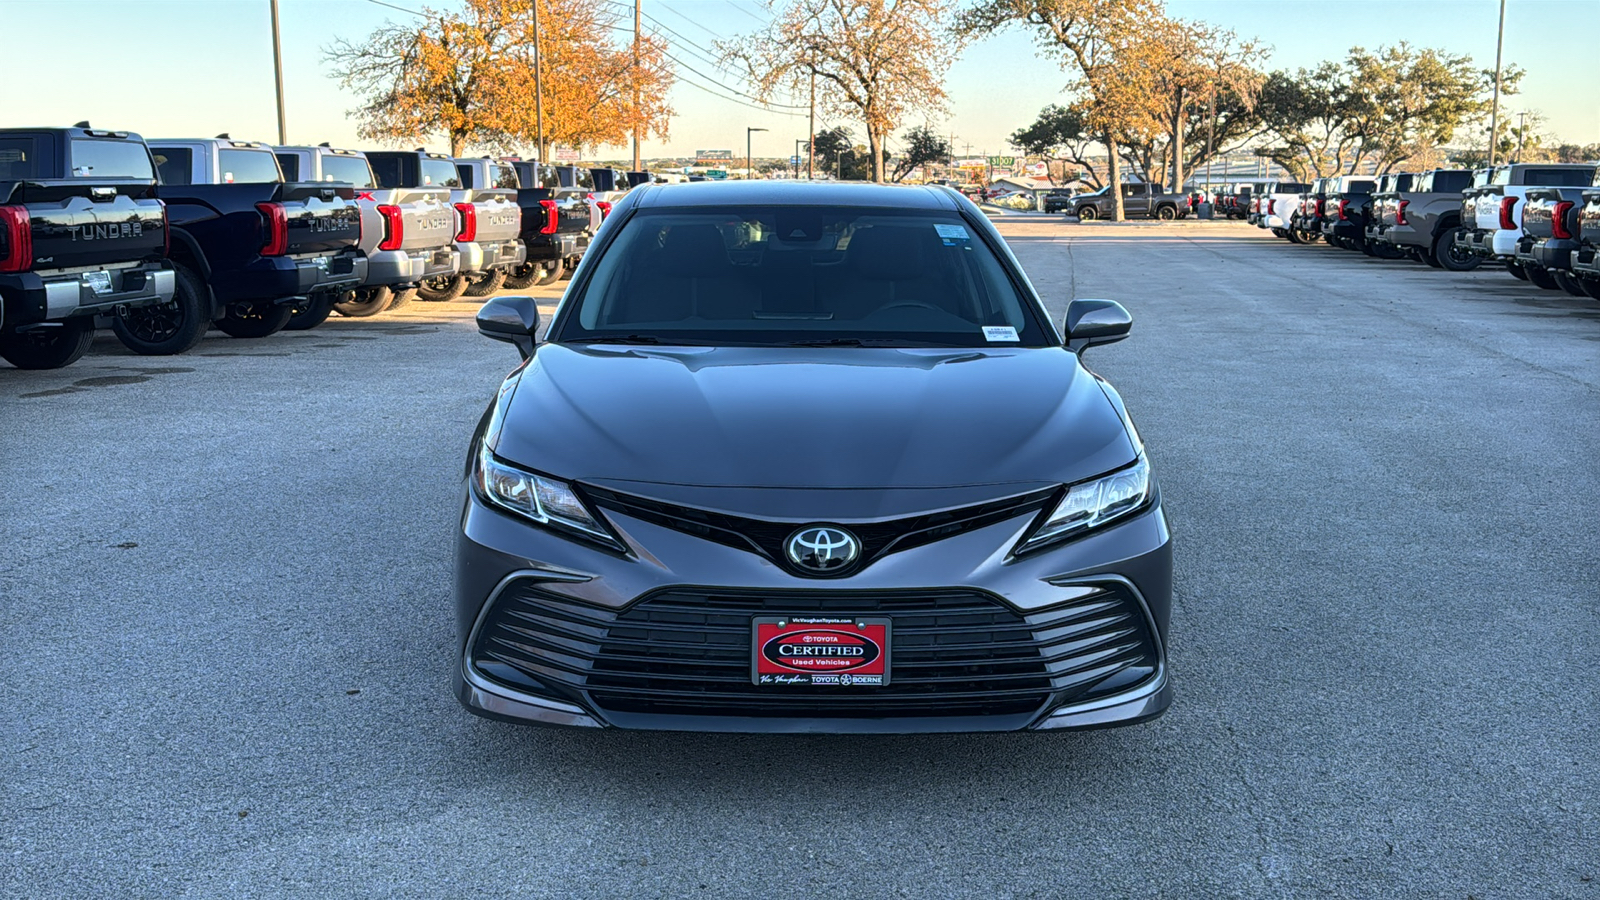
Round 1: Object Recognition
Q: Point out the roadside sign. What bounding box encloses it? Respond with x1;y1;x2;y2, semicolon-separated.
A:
555;147;579;162
790;156;802;165
987;156;1015;167
696;150;734;165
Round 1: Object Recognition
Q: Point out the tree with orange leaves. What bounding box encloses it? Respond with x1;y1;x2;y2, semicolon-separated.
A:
326;0;673;158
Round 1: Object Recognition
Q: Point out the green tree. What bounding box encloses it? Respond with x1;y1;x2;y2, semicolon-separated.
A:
891;126;953;182
1009;103;1103;187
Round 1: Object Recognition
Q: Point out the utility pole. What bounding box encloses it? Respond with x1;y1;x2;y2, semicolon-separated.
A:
269;0;287;144
1488;0;1506;165
632;0;641;171
534;0;545;162
747;127;767;180
807;67;816;179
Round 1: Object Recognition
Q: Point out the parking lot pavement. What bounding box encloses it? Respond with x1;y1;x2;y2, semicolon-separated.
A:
3;222;1597;898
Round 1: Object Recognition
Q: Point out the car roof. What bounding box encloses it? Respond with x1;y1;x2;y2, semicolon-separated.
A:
632;180;959;210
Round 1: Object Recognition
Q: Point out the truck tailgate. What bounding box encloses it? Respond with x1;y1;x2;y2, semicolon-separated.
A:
4;180;165;272
466;190;521;243
278;182;361;255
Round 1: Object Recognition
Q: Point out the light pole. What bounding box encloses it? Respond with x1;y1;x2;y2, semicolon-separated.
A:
746;127;767;180
269;0;287;144
1488;0;1506;165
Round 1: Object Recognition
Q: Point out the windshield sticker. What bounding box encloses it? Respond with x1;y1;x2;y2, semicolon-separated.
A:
935;224;970;246
983;326;1019;342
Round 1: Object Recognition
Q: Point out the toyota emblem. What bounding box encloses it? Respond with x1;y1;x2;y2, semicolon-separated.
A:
785;526;861;574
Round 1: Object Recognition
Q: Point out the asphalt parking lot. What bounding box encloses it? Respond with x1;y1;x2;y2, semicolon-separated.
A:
4;218;1597;898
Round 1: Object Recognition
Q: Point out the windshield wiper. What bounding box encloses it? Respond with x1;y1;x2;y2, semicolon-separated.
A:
577;335;669;345
774;338;963;347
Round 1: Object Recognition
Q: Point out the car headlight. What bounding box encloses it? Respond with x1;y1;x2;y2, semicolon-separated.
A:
473;443;621;548
1016;455;1151;553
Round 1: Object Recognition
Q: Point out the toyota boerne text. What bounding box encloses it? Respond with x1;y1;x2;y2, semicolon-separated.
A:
455;181;1172;733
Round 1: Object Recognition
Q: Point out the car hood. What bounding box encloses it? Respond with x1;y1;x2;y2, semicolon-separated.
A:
492;344;1135;494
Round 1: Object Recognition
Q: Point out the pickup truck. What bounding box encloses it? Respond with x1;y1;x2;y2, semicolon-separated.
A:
366;150;524;302
1362;173;1416;255
451;156;527;297
588;167;632;230
1514;184;1591;296
275;144;458;321
1453;163;1597;272
1287;178;1330;244
503;159;589;288
1369;169;1476;270
141;137;363;350
1042;188;1075;213
1258;181;1310;238
1317;175;1380;251
1072;183;1186;221
1569;172;1600;300
0;125;174;369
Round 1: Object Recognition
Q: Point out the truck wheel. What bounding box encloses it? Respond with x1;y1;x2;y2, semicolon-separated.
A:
112;263;210;356
0;319;95;370
1434;228;1481;272
1155;205;1177;221
416;274;468;302
333;286;393;317
502;262;541;290
215;299;293;338
285;293;335;331
538;262;564;286
1076;206;1097;221
1582;278;1600;302
386;287;417;311
1524;264;1559;291
1506;261;1529;281
463;267;507;297
1551;271;1588;298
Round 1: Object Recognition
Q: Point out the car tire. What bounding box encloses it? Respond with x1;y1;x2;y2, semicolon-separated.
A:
1524;264;1560;290
1581;277;1600;302
1155;205;1176;221
333;286;393;317
386;287;417;311
1421;245;1444;268
463;267;507;297
538;262;564;285
0;318;95;370
1551;271;1588;298
1076;206;1097;221
417;273;469;302
214;299;293;338
502;262;541;289
285;293;335;330
1434;228;1481;272
111;263;210;356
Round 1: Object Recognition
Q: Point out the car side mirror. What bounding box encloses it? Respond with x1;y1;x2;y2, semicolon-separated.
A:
1064;298;1132;353
477;295;541;359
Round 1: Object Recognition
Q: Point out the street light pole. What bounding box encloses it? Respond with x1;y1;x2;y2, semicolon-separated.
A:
746;127;767;180
269;0;287;144
1488;0;1506;166
534;0;545;162
632;0;641;171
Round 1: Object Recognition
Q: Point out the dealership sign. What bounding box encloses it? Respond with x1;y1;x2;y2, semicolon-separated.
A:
696;150;734;165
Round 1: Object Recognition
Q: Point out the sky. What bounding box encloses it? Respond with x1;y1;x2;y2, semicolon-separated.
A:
0;0;1595;162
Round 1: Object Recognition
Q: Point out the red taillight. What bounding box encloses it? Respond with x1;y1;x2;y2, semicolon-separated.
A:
1552;200;1575;240
377;204;404;251
597;201;613;219
538;199;558;235
1268;199;1276;215
1396;200;1409;225
1499;196;1518;231
0;205;32;273
454;202;476;241
1316;199;1326;217
256;201;288;256
1337;199;1350;221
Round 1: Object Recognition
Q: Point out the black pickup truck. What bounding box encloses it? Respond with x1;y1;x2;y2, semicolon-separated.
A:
135;137;364;351
1571;172;1600;300
503;159;588;288
0;126;174;369
1515;184;1590;296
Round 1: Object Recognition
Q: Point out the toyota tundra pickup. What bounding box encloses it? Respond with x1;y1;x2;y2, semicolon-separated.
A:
1454;163;1596;270
1317;175;1379;250
1259;181;1310;237
1569;171;1600;300
0;125;174;369
1371;168;1476;270
503;159;588;288
366;151;522;302
1514;183;1590;295
139;137;364;351
452;156;529;298
1287;178;1330;243
1363;173;1416;252
275;144;458;322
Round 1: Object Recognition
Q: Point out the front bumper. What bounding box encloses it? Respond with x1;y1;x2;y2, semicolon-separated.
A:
1;262;174;327
454;487;1173;733
456;238;527;274
364;246;459;286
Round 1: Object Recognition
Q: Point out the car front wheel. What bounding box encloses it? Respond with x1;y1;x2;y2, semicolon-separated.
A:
1155;205;1176;221
1076;206;1097;221
111;263;210;356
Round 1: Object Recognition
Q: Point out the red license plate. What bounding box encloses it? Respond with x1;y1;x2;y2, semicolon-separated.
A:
751;616;890;687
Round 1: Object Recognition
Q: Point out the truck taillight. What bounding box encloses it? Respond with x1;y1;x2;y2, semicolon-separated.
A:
597;201;613;219
0;205;31;273
256;201;288;256
1551;201;1575;240
1267;199;1275;215
1396;200;1409;225
1499;196;1518;231
377;204;404;251
1337;199;1349;221
538;199;558;235
1316;199;1326;217
454;202;476;242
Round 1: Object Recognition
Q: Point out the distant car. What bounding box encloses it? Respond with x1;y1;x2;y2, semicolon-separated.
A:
1043;189;1075;213
456;181;1171;734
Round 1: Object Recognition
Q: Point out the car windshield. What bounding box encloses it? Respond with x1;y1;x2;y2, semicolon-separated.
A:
555;206;1054;348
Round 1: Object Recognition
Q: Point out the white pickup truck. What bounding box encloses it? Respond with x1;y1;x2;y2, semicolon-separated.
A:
1258;180;1311;239
1453;163;1597;269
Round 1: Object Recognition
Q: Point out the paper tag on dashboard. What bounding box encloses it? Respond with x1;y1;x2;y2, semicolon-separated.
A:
983;326;1019;342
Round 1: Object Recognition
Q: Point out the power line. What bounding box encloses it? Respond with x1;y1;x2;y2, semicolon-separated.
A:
719;0;770;25
365;0;429;16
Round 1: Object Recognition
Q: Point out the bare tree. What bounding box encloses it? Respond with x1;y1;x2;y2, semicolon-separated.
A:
722;0;954;183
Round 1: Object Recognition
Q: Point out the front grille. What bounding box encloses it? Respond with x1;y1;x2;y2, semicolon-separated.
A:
471;583;1159;722
581;485;1056;578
